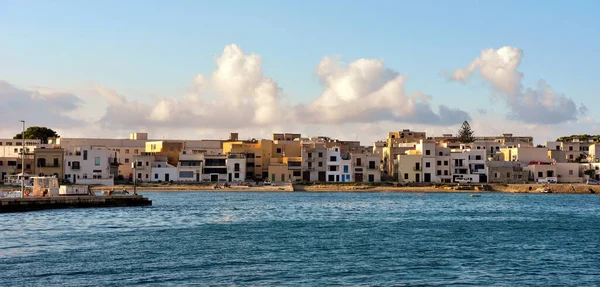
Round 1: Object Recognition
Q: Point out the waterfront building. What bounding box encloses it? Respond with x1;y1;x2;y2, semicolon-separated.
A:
352;150;381;183
487;161;527;184
63;145;118;185
202;154;227;182
524;162;557;182
226;154;246;182
33;145;65;179
0;139;40;181
555;163;584;183
301;144;327;182
151;155;178;182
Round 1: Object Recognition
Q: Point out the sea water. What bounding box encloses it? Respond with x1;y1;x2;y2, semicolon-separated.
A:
1;192;599;286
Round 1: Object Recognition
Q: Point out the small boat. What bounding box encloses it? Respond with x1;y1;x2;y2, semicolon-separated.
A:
470;194;481;197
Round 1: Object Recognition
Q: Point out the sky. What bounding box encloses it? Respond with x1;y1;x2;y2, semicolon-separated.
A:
1;0;599;144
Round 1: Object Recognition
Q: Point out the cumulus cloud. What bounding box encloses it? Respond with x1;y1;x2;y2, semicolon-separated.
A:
451;46;585;124
96;44;285;130
96;45;468;133
0;80;86;128
296;56;470;125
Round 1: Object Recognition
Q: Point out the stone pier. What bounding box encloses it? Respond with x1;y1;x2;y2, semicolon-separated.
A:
0;195;152;213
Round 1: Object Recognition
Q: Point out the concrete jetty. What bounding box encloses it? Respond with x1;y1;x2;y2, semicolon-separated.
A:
0;195;152;213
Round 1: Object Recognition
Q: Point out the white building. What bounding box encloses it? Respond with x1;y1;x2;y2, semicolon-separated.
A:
64;145;117;185
326;147;342;182
450;149;487;183
177;151;204;182
152;156;178;182
226;154;246;182
202;154;227;182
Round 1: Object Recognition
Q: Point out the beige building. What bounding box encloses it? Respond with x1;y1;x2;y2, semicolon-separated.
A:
500;147;551;165
487;161;527;184
556;163;583;183
33;146;64;179
350;149;381;183
397;152;423;183
524;163;557;182
383;130;425;179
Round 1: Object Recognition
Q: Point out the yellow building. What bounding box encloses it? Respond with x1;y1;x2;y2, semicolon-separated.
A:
33;146;65;179
223;134;302;180
145;141;184;166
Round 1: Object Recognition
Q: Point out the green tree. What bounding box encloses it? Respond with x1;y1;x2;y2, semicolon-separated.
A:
14;126;59;144
457;120;475;143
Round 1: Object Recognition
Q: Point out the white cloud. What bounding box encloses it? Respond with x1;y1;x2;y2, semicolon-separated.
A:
0;80;86;129
451;46;585;124
95;44;285;131
297;56;470;125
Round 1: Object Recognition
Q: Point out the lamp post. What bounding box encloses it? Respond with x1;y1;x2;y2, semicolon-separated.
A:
19;120;25;198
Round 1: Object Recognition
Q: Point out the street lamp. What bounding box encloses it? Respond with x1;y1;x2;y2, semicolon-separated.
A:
19;120;25;198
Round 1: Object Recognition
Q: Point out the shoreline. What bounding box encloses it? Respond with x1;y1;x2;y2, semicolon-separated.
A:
99;183;600;194
2;183;598;194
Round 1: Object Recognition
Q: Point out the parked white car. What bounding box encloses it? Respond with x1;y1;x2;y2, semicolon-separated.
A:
587;179;600;185
455;178;471;184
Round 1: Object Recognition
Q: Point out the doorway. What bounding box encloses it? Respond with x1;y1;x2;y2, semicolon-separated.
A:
165;173;170;182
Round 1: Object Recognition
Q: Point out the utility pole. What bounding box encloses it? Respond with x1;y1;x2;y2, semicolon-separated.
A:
19;120;25;198
132;160;137;195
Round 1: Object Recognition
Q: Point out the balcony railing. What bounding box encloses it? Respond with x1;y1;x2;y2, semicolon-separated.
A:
413;167;421;171
38;164;60;168
71;165;81;170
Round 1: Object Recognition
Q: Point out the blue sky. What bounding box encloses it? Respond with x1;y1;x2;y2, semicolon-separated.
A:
1;0;599;143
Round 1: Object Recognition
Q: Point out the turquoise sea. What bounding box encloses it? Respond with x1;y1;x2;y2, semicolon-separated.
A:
1;192;599;286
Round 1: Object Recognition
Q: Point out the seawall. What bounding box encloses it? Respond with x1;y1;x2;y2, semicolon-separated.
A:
0;195;152;213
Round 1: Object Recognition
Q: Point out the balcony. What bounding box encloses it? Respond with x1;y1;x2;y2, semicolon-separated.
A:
38;164;60;168
413;167;421;171
71;165;81;170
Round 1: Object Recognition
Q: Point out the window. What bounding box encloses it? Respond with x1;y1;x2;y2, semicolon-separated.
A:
404;173;408;180
0;161;2;166
425;162;431;168
368;174;375;182
475;155;482;160
234;163;240;172
276;148;282;154
281;174;285;182
437;161;441;165
495;173;499;178
146;174;149;179
14;148;18;153
368;161;376;169
444;170;448;175
134;149;139;154
235;172;240;178
328;175;335;182
83;150;88;160
146;161;149;166
538;172;543;177
318;152;323;158
95;157;100;166
438;152;443;156
125;158;130;163
569;170;573;175
437;170;441;176
6;142;12;146
179;171;194;178
308;162;312;168
125;149;130;154
343;165;349;173
272;174;276;182
569;154;574;160
308;152;312;158
426;150;430;156
154;173;158;179
329;166;338;172
329;156;337;162
444;161;448;166
53;158;59;167
318;162;323;167
137;173;142;179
